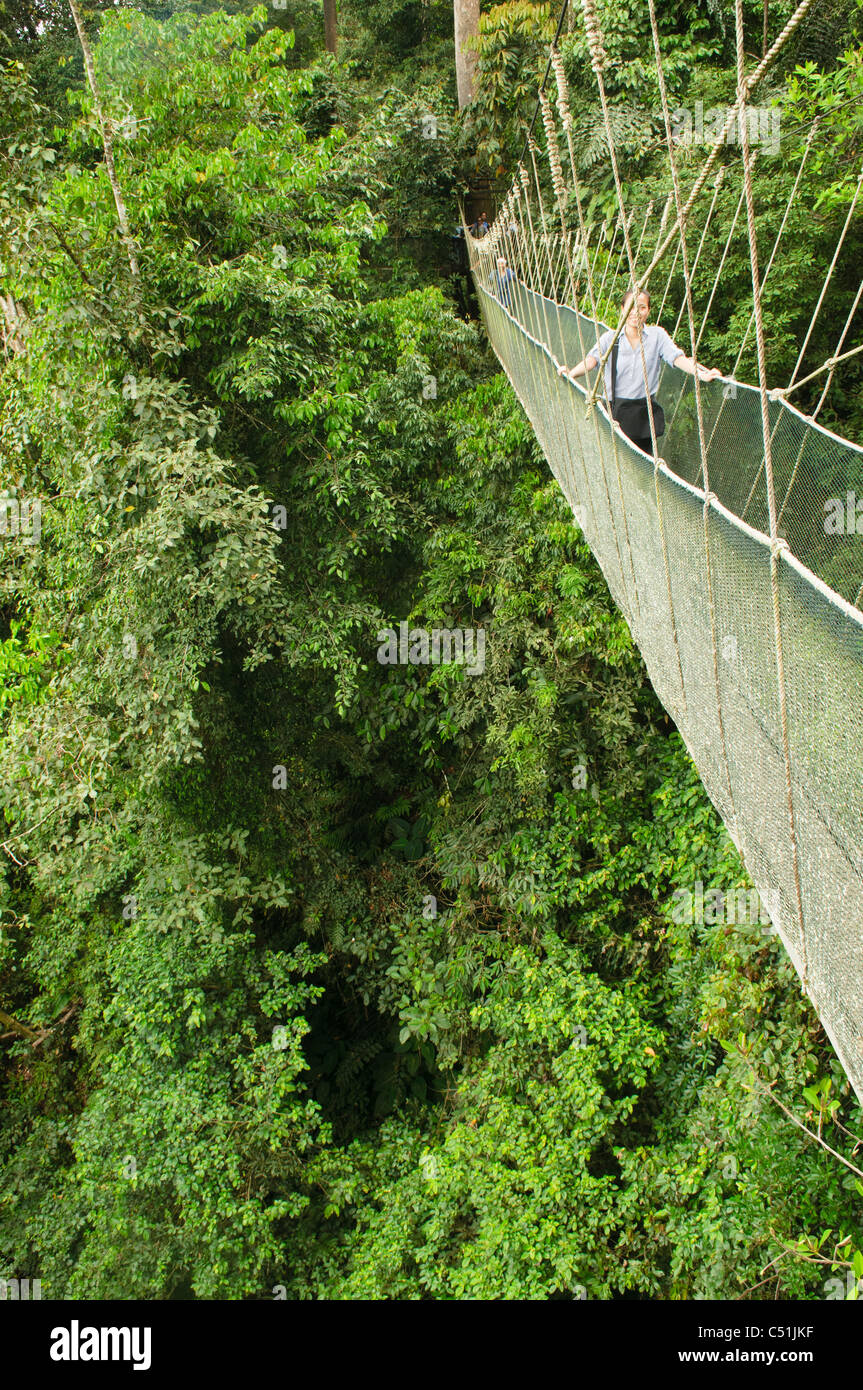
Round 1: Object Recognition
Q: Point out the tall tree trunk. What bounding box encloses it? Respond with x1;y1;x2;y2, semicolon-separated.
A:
67;0;140;279
454;0;480;108
324;0;338;56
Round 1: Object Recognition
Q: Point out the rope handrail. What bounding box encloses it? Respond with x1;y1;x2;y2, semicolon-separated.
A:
464;0;863;1107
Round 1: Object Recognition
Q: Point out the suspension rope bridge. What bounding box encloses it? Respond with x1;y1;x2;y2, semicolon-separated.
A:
465;0;863;1104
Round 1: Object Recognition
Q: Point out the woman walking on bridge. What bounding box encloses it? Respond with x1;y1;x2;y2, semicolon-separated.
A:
557;289;724;454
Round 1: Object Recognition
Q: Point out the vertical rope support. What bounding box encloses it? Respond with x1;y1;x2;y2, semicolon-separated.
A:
543;69;641;617
671;172;721;344
647;0;737;831
774;275;863;529
577;0;660;454
696;183;745;354
588;218;611;302
596;215;621;310
517;161;572;470
495;195;526;343
553;46;603;342
662;167;724;467
545;65;640;613
522;153;564;382
664;168;727;444
812;276;863;419
654;193;681;323
490;191;554;488
735;0;809;988
505;184;556;461
518;164;546;301
787;166;863;389
580;215;603;294
656;193;673;247
538;86;594;516
550;46;608;553
527;135;595;526
657;240;681;322
708;138;839;498
734;125;818;379
579;0;688;717
529;131;631;609
633;200;656;285
608;209;637;306
528;149;555;300
731;127;830;523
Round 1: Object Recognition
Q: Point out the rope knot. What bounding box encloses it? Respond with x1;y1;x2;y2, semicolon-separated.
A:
579;0;607;73
540;92;567;205
551;48;572;127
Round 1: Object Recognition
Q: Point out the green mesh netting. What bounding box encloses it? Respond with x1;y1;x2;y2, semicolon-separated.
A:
473;268;863;1105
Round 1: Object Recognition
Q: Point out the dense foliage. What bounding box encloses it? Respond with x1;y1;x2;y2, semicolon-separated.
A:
1;1;861;1300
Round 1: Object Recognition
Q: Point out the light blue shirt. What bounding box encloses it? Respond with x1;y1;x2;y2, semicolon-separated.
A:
490;266;515;307
589;325;682;399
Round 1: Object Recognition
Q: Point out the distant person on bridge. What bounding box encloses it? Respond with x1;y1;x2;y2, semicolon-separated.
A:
556;288;723;454
492;255;516;309
469;212;490;238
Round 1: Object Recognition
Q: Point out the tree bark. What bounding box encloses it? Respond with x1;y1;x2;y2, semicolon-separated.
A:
67;0;140;279
324;0;338;56
1;295;28;356
454;0;480;108
0;1007;40;1041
